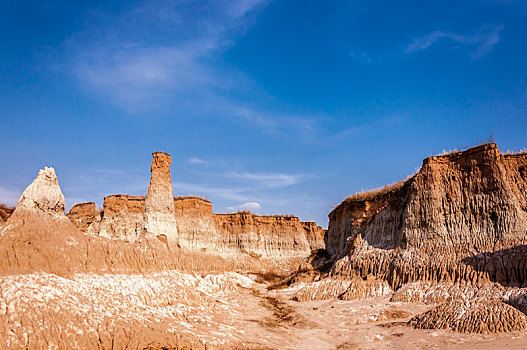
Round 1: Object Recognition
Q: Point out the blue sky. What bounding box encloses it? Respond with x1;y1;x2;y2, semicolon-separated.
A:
1;0;526;226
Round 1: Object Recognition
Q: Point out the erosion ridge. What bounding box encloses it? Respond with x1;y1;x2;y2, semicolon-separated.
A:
69;195;324;258
282;143;527;334
326;143;527;285
64;152;325;259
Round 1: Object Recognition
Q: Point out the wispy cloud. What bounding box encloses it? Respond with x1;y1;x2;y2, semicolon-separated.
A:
189;157;207;164
60;0;327;137
65;0;268;113
226;201;262;212
227;171;306;188
405;25;503;60
174;170;306;200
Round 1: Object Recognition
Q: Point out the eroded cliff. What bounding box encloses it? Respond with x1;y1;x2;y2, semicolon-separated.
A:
69;195;325;258
98;195;144;242
65;152;325;259
326;143;527;288
66;202;101;234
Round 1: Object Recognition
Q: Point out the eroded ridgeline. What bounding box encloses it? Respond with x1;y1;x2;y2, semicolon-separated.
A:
64;152;325;259
326;143;527;288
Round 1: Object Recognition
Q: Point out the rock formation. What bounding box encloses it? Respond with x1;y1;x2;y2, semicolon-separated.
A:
66;201;101;234
326;143;527;288
0;204;14;227
409;298;527;333
302;221;326;251
68;196;325;258
291;143;527;334
0;166;190;276
173;195;218;251
97;195;144;241
142;152;179;242
15;167;66;217
214;213;319;258
288;277;392;302
64;152;325;259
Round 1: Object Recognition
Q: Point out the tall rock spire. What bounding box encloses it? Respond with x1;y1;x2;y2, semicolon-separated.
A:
143;152;178;241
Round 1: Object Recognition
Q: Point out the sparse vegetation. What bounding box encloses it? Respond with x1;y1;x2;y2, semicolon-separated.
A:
236;210;253;215
343;180;406;203
504;148;527;155
173;195;210;202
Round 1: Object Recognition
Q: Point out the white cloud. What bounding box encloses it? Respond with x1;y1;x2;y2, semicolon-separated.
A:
0;186;21;206
228;172;305;188
61;0;324;137
66;0;268;113
227;201;262;212
405;25;503;60
189;157;207;164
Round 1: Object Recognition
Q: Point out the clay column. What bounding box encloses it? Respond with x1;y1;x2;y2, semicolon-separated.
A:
143;152;178;241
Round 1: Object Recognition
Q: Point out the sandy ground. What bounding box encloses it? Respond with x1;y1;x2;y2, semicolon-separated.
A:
3;272;527;349
242;282;527;350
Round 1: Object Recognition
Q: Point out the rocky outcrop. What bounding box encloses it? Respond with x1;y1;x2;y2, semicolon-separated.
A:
213;213;315;258
409;297;527;333
64;151;325;259
15;167;66;217
143;152;178;242
302;221;325;251
70;196;325;258
66;202;101;234
97;195;144;242
390;281;504;304
326;144;527;288
173;196;217;251
0;204;14;226
0;166;191;276
288;277;392;302
0;270;266;348
390;281;527;333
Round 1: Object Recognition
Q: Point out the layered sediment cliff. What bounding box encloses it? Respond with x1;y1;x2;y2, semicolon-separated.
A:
214;213;317;257
173;196;217;251
65;152;325;259
98;195;144;242
326;143;527;287
68;195;325;258
67;202;101;234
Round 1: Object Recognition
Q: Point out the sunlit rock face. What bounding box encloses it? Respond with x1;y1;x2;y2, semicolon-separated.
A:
173;196;218;252
67;202;102;234
142;152;178;242
97;195;144;242
213;213;316;258
327;143;527;289
15;167;65;217
64;151;326;258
